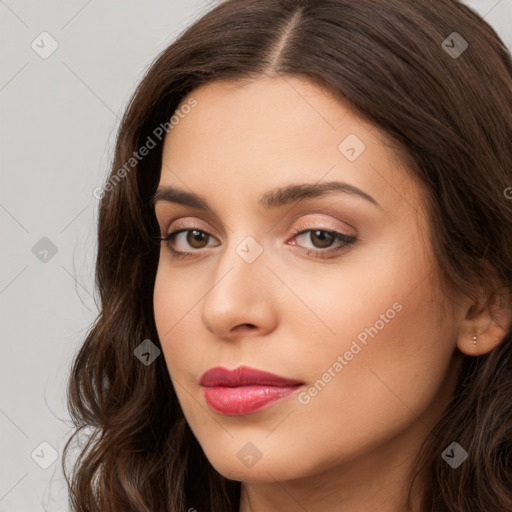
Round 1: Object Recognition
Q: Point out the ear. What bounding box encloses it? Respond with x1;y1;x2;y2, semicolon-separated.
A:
456;287;511;356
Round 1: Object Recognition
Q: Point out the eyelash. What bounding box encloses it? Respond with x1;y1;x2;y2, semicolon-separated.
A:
157;222;357;260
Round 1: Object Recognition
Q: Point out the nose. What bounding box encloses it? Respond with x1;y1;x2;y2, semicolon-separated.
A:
201;239;278;341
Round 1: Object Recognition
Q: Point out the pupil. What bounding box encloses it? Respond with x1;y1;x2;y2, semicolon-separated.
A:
188;230;207;248
312;230;334;248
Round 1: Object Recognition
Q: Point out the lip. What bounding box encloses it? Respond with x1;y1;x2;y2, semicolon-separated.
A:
199;365;304;416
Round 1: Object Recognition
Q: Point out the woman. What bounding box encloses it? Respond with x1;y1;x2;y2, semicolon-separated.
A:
63;0;512;510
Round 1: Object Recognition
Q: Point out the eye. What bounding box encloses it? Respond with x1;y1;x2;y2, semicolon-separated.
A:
288;224;357;259
157;222;357;260
159;225;218;259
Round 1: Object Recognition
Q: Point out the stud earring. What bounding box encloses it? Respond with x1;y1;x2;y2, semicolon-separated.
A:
472;333;477;345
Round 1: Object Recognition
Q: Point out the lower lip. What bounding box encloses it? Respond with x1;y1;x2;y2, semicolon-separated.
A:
202;385;302;415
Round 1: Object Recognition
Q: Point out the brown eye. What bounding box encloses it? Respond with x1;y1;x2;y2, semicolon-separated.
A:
309;229;336;248
160;227;218;256
289;225;357;259
186;230;209;249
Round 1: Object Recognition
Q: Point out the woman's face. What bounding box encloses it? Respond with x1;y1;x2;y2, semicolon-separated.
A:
153;77;465;487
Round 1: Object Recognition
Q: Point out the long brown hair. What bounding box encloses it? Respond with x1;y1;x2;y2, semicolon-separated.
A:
62;1;512;510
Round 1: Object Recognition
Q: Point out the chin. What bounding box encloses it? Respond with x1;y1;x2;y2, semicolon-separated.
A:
203;448;311;484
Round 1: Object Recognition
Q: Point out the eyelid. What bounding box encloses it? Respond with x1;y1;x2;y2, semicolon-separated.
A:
162;217;216;236
286;213;356;237
161;214;354;240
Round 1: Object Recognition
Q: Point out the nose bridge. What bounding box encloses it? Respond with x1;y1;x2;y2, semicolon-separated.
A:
208;232;267;304
201;231;273;335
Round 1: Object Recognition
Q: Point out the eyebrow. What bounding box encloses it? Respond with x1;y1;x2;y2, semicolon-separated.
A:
150;180;383;212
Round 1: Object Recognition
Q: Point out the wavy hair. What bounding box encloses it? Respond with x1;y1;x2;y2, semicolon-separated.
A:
62;0;512;510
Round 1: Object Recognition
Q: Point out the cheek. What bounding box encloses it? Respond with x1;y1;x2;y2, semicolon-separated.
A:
153;267;208;433
287;263;455;458
271;241;455;451
153;264;200;374
153;257;207;335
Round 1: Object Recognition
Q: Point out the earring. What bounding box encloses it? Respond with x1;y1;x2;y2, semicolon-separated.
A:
472;333;477;345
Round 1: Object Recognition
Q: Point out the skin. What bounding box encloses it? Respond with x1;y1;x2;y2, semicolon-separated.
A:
152;76;506;511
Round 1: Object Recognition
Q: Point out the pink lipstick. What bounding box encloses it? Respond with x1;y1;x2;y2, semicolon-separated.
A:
199;365;304;415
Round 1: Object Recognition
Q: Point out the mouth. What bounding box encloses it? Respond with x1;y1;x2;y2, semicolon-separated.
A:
199;365;304;416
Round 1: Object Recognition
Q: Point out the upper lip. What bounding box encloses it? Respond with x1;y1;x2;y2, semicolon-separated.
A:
199;365;304;387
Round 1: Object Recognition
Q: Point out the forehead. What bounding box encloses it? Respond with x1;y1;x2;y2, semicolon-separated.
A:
159;76;422;218
166;76;395;160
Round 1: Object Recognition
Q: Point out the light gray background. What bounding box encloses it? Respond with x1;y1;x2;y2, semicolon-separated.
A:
1;1;511;510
